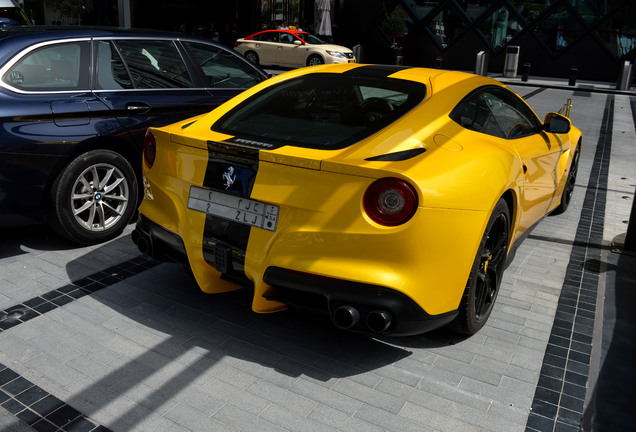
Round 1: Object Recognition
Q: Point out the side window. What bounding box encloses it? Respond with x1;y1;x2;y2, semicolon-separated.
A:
280;33;294;44
483;89;541;139
184;41;263;89
2;41;88;91
114;39;193;89
450;91;504;138
260;32;279;42
95;41;133;90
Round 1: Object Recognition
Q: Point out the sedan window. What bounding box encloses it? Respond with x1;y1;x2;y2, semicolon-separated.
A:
95;41;133;90
114;39;193;89
257;32;279;42
184;41;263;89
213;73;426;149
2;41;88;91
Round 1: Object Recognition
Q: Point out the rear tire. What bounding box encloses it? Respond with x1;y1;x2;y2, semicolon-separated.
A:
49;150;138;244
245;51;259;65
452;198;510;334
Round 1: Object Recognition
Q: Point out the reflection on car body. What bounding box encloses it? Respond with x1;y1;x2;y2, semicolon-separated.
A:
134;64;582;336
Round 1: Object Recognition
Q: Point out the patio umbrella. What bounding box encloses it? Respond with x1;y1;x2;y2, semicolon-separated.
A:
316;0;332;37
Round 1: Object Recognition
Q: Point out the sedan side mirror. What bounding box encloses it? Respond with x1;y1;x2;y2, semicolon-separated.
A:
543;112;571;134
294;40;303;46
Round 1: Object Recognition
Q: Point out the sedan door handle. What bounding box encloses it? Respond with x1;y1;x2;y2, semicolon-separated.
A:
126;103;151;113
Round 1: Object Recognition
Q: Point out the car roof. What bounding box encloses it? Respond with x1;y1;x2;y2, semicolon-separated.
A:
247;29;308;36
0;25;203;40
0;26;235;66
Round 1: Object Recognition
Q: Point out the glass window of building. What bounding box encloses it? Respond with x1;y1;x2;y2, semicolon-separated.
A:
426;4;469;49
532;4;585;54
477;5;524;50
595;3;636;58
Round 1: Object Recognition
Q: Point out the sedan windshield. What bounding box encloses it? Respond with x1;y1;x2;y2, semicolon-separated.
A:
212;73;426;150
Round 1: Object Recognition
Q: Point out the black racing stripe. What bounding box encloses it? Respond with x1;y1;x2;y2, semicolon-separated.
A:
525;95;614;432
200;141;260;279
0;255;158;431
341;64;413;78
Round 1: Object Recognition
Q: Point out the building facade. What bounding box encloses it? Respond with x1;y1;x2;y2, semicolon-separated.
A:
20;0;636;82
336;0;635;82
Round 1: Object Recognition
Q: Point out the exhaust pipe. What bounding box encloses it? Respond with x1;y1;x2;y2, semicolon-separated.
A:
333;305;360;329
131;229;152;255
366;310;393;333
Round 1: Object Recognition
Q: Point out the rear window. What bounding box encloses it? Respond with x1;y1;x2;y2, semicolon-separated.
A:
212;73;426;149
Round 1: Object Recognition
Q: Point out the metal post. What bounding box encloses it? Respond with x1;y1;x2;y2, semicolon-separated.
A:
474;51;488;76
503;46;520;78
117;0;131;27
568;67;578;86
616;61;633;91
352;44;362;63
522;63;531;82
624;186;636;253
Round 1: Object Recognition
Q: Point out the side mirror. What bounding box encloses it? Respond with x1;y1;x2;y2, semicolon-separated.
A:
543;112;571;134
294;40;302;46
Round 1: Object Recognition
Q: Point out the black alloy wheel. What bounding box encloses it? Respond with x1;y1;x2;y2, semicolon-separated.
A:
453;198;510;334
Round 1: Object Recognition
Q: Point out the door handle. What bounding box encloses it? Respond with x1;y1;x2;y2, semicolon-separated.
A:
126;103;151;113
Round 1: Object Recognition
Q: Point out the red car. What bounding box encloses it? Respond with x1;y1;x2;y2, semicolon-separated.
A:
234;29;355;67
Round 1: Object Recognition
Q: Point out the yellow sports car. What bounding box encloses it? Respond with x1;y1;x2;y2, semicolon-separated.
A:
133;64;581;336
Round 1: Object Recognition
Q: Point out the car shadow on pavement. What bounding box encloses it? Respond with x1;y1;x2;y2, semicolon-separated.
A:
0;224;78;259
60;240;451;430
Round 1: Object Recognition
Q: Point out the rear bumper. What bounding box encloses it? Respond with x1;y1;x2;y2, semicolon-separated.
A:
132;214;457;336
262;266;457;336
132;214;189;265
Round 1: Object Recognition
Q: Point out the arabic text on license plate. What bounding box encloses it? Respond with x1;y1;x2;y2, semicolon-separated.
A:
187;187;278;232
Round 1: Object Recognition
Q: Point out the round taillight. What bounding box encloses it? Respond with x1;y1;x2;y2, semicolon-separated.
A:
363;178;418;226
143;131;156;168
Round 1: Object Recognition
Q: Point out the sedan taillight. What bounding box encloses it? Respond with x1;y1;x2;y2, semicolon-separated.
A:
143;131;156;168
363;178;418;226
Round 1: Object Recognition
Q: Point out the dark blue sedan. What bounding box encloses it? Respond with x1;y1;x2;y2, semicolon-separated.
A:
0;26;267;243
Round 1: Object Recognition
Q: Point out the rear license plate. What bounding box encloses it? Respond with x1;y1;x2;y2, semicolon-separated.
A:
188;186;278;232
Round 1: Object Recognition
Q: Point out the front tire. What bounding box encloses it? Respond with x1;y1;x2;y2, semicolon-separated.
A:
49;150;138;244
551;143;580;215
307;55;324;66
452;198;510;334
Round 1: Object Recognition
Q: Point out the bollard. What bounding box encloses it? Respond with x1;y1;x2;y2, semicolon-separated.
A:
568;67;578;86
616;61;633;90
521;63;531;82
503;46;520;78
352;44;363;63
474;50;488;76
624;186;636;253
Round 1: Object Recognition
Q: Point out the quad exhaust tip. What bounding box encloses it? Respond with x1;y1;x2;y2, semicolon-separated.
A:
333;305;360;329
333;305;393;333
366;309;393;333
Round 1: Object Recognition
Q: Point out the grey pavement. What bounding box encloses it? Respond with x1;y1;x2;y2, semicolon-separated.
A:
0;75;635;432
